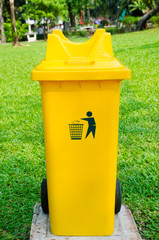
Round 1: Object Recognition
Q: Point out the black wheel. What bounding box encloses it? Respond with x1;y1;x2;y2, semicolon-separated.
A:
115;178;121;214
41;178;49;214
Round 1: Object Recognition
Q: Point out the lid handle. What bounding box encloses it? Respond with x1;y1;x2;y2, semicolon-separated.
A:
65;58;95;65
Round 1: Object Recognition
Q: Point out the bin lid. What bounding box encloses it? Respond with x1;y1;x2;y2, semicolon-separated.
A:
31;29;131;81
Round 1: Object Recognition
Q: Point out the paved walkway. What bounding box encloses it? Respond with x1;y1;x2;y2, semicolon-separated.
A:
30;204;142;240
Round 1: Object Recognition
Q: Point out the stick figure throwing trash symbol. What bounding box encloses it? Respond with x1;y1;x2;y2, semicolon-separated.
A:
81;111;96;138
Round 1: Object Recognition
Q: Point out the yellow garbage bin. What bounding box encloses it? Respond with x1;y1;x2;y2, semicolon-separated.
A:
31;29;131;236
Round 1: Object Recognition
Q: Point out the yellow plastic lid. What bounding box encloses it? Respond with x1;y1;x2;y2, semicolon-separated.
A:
31;29;131;81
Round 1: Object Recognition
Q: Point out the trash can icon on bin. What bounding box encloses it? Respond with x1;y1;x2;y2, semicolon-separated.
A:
69;122;84;140
31;29;131;236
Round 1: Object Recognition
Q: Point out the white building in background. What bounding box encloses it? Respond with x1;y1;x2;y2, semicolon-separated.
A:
25;17;64;42
25;18;37;42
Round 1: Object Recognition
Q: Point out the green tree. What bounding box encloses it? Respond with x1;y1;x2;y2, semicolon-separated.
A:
66;0;90;27
22;0;67;38
93;0;116;18
92;0;131;20
130;0;159;30
130;0;155;13
67;0;77;27
2;0;28;44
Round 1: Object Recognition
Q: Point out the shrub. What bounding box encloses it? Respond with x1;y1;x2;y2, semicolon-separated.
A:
71;31;80;37
79;30;87;37
151;16;159;26
76;25;80;30
84;20;88;25
100;19;109;27
63;30;87;38
4;19;28;42
63;30;70;37
98;24;103;29
106;27;120;35
123;16;140;25
123;16;140;31
37;34;44;40
4;21;13;42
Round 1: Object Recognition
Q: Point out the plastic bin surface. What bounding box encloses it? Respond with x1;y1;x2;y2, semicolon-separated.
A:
31;29;130;236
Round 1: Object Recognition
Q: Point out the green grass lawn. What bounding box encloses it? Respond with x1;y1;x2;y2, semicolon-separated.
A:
0;28;159;240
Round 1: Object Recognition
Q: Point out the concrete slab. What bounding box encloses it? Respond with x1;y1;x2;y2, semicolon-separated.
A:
30;204;142;240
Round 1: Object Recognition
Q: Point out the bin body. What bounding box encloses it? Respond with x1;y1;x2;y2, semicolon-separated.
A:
31;29;130;236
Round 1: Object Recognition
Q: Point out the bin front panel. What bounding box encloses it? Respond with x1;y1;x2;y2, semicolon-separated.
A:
40;80;121;236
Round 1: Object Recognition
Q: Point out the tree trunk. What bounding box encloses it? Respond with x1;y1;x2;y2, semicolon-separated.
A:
68;2;76;27
136;4;159;31
43;23;46;41
63;21;70;33
87;7;90;22
0;0;6;43
47;19;49;35
9;0;19;46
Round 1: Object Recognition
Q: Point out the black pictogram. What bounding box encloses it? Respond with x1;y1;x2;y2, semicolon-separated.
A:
69;122;84;140
69;111;96;140
81;111;96;138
